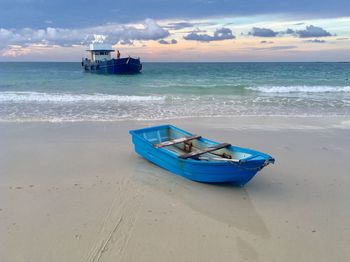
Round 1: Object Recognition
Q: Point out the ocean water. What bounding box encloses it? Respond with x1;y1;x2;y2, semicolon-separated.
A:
0;62;349;121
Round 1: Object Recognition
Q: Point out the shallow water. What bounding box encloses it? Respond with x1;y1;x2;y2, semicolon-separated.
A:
1;62;349;121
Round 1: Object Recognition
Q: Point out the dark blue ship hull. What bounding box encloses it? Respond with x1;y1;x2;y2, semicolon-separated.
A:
82;57;142;74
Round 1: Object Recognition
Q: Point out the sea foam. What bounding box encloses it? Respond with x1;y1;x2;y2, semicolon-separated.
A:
0;92;165;103
247;86;350;93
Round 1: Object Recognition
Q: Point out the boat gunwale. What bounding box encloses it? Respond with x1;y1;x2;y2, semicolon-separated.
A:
129;125;273;165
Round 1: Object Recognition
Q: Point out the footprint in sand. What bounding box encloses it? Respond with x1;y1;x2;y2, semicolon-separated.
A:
75;234;81;240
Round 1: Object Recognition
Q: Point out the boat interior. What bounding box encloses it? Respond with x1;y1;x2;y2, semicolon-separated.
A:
140;126;253;162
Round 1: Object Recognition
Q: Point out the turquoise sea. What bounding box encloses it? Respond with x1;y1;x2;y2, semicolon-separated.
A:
0;62;349;121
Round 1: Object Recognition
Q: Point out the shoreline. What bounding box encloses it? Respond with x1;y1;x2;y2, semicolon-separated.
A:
0;115;349;130
1;116;349;261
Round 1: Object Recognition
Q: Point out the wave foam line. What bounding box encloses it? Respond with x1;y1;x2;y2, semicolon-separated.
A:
247;86;350;93
0;92;165;103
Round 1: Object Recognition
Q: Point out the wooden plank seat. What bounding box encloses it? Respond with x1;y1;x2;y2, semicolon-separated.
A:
154;135;201;148
179;143;231;159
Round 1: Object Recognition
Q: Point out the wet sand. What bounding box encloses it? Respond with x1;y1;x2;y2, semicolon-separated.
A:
0;116;349;261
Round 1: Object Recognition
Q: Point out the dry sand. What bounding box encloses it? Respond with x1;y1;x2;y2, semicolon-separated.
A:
0;116;349;262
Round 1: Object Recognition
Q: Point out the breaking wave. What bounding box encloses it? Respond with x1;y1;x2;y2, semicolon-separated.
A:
0;91;165;103
247;86;350;93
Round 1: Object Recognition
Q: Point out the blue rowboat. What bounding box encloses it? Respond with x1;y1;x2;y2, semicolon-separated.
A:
129;125;275;186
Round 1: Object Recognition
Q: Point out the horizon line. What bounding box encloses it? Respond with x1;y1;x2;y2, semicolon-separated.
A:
0;60;349;63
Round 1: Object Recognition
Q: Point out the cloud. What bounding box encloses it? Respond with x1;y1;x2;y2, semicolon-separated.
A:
249;27;278;37
305;39;327;43
0;19;169;49
184;28;235;42
260;40;274;44
118;19;169;41
92;34;106;43
1;0;349;29
285;28;295;34
164;22;197;30
1;45;32;57
268;45;297;50
119;39;134;45
164;21;215;30
255;45;298;51
0;43;54;58
0;27;86;48
181;28;207;34
158;39;177;44
248;25;333;39
295;25;332;38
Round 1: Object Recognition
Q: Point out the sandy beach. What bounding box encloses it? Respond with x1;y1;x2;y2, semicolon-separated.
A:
1;116;349;261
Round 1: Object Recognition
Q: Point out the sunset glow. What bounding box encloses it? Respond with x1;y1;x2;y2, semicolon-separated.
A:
0;1;349;61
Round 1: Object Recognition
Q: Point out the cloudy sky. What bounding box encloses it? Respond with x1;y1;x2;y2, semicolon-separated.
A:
0;0;349;61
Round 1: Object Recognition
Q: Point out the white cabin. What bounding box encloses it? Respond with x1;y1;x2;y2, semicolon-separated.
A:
88;43;114;62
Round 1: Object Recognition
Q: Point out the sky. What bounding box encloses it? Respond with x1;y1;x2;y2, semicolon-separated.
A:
0;0;350;61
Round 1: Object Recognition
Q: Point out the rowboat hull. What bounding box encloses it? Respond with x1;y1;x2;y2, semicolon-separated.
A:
129;125;275;186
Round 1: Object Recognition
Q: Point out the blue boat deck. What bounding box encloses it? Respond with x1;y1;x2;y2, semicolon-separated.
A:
140;127;252;161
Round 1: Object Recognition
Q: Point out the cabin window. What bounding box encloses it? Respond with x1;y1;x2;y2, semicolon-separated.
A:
94;51;109;56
